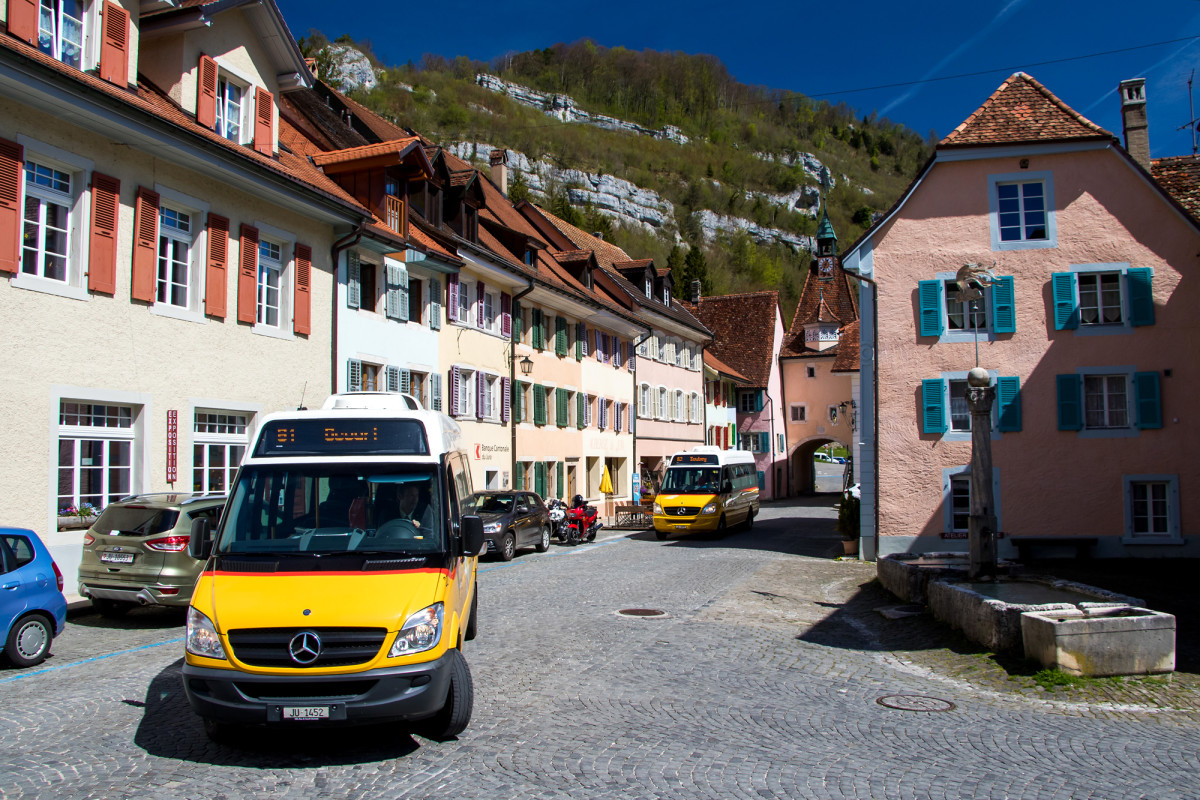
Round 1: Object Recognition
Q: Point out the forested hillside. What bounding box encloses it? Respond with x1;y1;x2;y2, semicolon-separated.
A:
300;34;932;317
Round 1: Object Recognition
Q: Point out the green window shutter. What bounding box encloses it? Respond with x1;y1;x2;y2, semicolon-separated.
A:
512;299;523;341
532;309;543;349
1051;272;1079;330
555;316;568;356
991;275;1016;334
760;432;769;452
557;387;568;427
556;462;564;499
575;322;584;360
996;376;1022;432
535;462;547;498
1134;371;1162;429
533;384;547;426
1127;268;1155;327
754;391;764;412
921;378;947;434
1056;374;1083;430
515;464;525;490
577;392;585;429
917;279;943;337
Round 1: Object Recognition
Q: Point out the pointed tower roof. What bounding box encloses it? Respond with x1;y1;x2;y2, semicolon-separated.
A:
940;72;1115;148
816;204;837;244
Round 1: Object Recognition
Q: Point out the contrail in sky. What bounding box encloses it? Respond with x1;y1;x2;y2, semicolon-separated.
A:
880;0;1029;117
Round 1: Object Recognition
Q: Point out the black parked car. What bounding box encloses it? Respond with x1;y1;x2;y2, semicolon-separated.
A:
469;491;551;561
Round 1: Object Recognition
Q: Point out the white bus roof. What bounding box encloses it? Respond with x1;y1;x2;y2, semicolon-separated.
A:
668;446;755;466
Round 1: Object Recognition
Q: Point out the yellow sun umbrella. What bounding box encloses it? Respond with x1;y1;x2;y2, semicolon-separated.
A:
599;466;614;494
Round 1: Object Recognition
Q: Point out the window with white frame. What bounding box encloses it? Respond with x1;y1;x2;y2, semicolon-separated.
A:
944;279;987;332
157;205;194;308
949;380;971;431
789;404;807;423
193;410;248;495
644;277;652;298
257;238;283;328
1078;272;1123;326
1124;475;1180;542
675;341;685;368
663;286;670;305
38;0;86;69
57;400;136;512
483;290;496;332
455;369;476;417
482;374;499;420
457;279;471;324
690;392;701;423
21;159;74;283
639;383;651;418
674;389;685;421
216;73;247;144
657;387;668;420
1084;374;1129;430
989;171;1055;250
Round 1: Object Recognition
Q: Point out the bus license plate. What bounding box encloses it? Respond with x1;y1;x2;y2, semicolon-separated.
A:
674;524;688;530
100;553;135;564
283;706;329;720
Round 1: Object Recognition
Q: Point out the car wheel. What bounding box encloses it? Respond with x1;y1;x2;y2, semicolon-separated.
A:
499;531;516;562
4;613;53;668
93;598;133;618
744;510;755;530
203;717;236;744
654;528;668;541
715;515;728;538
417;649;474;741
535;525;550;553
465;583;478;642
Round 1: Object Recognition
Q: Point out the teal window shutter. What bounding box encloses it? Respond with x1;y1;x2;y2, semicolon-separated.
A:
1134;371;1162;429
535;462;547;497
760;432;769;452
575;322;584;360
556;462;564;499
532;309;543;349
921;378;947;434
996;376;1022;432
1051;272;1079;330
515;464;525;490
1127;268;1155;327
577;392;585;429
991;276;1016;334
556;388;568;427
1056;374;1083;430
533;384;546;426
513;381;523;421
755;391;764;412
918;280;944;337
757;470;765;490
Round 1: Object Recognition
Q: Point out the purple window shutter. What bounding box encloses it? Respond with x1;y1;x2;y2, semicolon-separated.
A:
502;377;511;422
477;373;486;418
501;292;511;338
615;402;622;432
450;367;460;415
595;329;602;361
477;281;485;327
620;341;627;369
448;275;459;322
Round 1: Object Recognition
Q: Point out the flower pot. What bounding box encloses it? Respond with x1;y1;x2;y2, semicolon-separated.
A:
842;540;858;556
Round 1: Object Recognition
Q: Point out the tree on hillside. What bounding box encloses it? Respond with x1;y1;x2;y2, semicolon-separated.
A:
681;246;712;298
508;169;531;204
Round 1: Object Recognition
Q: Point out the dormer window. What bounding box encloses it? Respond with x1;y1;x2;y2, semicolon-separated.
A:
38;0;85;69
662;286;670;306
216;76;245;143
524;249;533;266
644;278;652;298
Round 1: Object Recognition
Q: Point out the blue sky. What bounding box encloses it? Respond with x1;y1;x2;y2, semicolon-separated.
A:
280;0;1200;157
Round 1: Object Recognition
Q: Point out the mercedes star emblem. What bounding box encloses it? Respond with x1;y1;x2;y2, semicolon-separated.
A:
288;631;322;665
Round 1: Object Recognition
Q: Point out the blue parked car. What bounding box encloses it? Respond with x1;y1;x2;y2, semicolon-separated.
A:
1;528;67;668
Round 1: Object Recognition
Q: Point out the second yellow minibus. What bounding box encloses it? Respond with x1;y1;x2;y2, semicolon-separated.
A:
652;447;760;539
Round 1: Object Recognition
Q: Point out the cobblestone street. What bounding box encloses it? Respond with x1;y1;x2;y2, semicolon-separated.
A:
1;496;1196;799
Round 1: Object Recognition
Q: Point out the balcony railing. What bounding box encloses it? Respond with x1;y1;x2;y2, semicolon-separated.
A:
385;195;406;236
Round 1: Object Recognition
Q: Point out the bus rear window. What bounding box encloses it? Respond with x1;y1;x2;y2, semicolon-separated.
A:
254;419;429;457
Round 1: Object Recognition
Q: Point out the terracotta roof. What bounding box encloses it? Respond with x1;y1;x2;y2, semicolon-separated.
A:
1151;155;1200;222
311;137;423;168
320;83;415;143
789;260;858;333
614;259;652;270
280;89;370;151
691;292;781;387
704;351;750;384
940;73;1114;148
831;320;860;373
553;250;592;263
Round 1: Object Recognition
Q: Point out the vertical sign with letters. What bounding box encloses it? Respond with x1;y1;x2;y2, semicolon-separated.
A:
166;410;178;484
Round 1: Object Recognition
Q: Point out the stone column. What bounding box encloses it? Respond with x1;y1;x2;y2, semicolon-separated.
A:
966;367;998;580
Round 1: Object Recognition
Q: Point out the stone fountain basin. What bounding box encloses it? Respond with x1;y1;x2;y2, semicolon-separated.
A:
877;553;1018;604
1022;607;1176;676
926;576;1142;654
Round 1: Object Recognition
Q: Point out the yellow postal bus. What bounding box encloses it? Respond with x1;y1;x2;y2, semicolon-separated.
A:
181;392;484;741
652;447;760;539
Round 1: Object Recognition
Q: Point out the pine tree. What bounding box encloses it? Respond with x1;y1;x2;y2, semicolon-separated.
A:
508;169;531;204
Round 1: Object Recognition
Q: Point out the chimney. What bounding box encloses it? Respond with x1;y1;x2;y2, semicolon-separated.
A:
1120;78;1150;170
304;57;318;79
690;279;701;304
489;149;508;196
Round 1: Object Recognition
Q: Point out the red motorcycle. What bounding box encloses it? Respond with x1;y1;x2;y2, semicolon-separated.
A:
563;495;601;545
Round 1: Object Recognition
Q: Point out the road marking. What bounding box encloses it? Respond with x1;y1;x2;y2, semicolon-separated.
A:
0;636;184;685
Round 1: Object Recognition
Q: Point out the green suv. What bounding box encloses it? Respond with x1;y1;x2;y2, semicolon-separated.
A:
78;493;225;616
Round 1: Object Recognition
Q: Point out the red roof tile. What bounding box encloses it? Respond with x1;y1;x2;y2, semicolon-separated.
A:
311;137;423;168
704;351;750;384
789;259;858;333
940;73;1114;148
691;292;781;387
1151;155;1200;222
831;320;860;373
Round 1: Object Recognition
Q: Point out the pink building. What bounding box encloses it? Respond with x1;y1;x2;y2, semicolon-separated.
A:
843;73;1200;560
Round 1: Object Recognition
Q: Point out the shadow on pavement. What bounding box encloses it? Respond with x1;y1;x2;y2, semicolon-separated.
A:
69;605;187;631
135;659;422;766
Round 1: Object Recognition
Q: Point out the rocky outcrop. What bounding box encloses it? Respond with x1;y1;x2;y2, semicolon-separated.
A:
692;210;815;251
476;74;689;144
323;44;377;93
754;150;835;189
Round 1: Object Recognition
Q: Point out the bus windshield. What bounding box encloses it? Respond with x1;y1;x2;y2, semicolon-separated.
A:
660;467;720;494
216;464;444;555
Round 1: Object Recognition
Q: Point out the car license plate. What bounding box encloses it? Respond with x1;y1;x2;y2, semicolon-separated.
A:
100;553;135;564
674;524;688;530
282;706;329;720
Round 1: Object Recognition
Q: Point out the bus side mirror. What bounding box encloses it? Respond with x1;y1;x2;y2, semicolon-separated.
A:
460;515;485;557
189;517;213;560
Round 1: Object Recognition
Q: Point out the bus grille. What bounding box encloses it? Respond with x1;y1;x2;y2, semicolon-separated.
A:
670;506;700;516
227;627;388;668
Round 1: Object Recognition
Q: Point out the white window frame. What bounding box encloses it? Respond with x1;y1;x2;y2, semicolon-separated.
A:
13;136;92;301
1123;474;1182;544
937;370;1000;442
483;290;497;333
942;465;1002;536
483;372;499;421
213;61;257;146
1082;372;1132;433
674;389;685;422
989;170;1056;251
638;383;651;418
931;271;996;344
456;278;473;325
789;403;807;423
252;222;294;339
656;386;668;420
455;368;477;418
191;406;253;495
37;0;91;70
1065;263;1137;336
151;185;209;323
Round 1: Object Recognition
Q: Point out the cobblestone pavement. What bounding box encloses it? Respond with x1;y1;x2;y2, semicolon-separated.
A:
1;496;1197;799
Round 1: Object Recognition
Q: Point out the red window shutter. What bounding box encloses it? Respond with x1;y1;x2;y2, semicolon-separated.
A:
131;187;159;302
294;243;312;335
0;137;22;274
196;55;217;128
88;173;120;293
98;2;130;86
204;213;229;318
253;87;274;156
237;224;259;323
7;0;38;46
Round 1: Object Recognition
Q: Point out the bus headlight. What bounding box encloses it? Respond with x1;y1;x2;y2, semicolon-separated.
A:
653;503;664;515
186;607;226;660
389;603;443;657
701;503;718;515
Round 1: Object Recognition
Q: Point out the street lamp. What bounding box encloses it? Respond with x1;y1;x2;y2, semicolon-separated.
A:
519;355;534;376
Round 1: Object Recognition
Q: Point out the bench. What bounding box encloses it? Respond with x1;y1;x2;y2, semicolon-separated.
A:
1009;536;1098;562
615;504;653;529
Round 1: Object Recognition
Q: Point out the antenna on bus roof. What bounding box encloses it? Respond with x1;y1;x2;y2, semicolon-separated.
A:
298;381;308;411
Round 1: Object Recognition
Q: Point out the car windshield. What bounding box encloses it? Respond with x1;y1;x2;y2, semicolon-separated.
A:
93;506;181;536
661;467;720;494
473;494;514;514
216;464;443;555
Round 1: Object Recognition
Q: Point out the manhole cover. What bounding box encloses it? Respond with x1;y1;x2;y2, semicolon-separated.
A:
876;694;956;712
617;608;667;618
